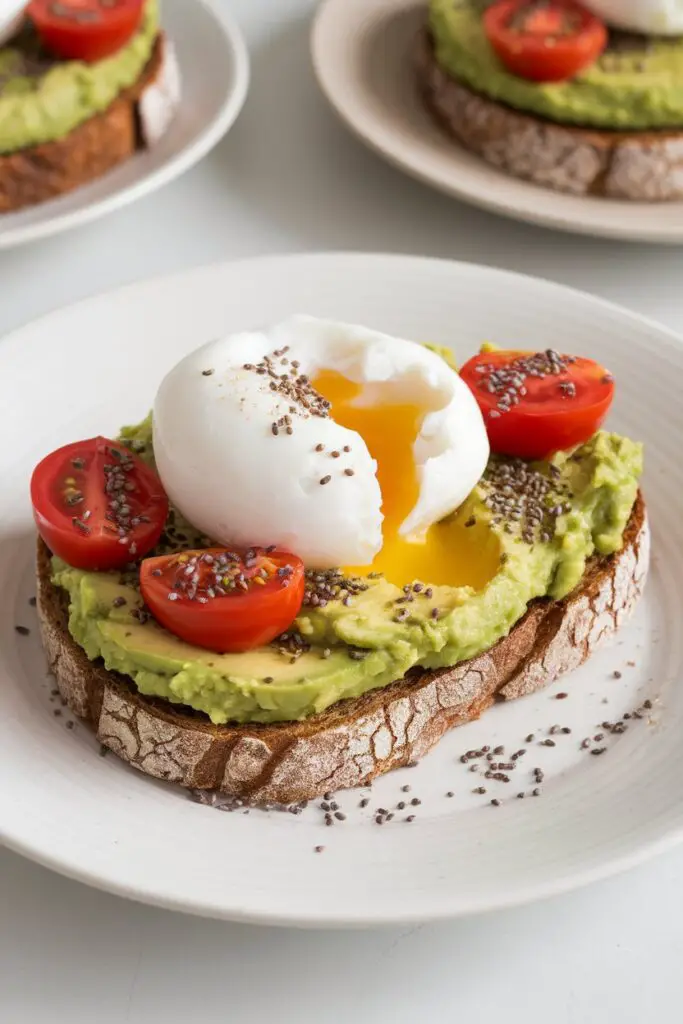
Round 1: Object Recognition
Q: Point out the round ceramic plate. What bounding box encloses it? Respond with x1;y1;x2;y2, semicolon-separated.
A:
0;0;249;250
312;0;683;245
0;253;679;926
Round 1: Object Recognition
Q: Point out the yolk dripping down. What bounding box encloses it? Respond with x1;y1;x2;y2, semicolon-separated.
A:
313;370;498;589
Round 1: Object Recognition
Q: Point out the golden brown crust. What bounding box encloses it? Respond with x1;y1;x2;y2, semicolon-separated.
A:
416;32;683;201
36;494;649;803
0;33;166;214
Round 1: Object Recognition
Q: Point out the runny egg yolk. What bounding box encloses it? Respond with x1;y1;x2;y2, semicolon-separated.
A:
313;371;498;589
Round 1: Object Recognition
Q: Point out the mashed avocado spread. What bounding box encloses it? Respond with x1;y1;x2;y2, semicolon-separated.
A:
0;0;158;154
51;410;642;725
430;0;683;130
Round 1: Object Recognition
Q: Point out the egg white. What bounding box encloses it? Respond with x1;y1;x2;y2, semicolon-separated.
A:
153;317;489;569
0;1;25;47
585;0;683;35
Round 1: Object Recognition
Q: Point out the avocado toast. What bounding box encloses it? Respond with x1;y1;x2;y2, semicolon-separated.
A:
418;0;683;200
0;0;179;213
32;322;648;804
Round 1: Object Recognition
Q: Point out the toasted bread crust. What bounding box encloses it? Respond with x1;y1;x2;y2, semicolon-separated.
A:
417;32;683;201
0;33;167;214
36;494;649;803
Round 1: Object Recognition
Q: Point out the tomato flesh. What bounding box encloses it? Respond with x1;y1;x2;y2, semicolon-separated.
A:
460;349;614;459
139;547;305;654
28;0;144;62
483;0;607;83
31;437;168;571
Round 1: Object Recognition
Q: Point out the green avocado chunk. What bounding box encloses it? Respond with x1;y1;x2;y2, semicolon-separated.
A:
429;0;683;130
51;412;643;725
0;0;159;154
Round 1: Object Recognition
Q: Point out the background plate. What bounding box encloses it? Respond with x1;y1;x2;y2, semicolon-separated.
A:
0;253;679;926
312;0;683;244
0;0;249;249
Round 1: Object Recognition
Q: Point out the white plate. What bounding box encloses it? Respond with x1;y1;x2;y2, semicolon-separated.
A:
0;253;679;927
0;0;249;249
312;0;683;245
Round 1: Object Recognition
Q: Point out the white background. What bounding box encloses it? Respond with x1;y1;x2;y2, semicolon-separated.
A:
2;0;683;1020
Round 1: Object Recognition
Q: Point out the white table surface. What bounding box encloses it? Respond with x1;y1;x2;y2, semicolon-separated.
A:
2;1;683;1020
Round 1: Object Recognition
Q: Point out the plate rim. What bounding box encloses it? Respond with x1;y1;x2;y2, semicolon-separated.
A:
311;0;683;246
0;0;250;251
1;250;681;927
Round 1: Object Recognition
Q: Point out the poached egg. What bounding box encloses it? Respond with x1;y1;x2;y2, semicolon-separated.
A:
584;0;683;35
153;317;490;587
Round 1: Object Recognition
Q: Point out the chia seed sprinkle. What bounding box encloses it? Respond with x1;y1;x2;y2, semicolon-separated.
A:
15;625;30;636
482;448;571;547
244;348;330;425
303;567;368;609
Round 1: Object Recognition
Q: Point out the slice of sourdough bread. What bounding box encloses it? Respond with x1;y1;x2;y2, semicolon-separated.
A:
36;493;649;805
0;32;179;214
416;32;683;202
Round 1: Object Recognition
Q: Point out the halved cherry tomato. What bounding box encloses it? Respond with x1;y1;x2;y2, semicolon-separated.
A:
139;547;305;654
460;349;614;459
483;0;607;83
31;437;168;571
28;0;144;63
